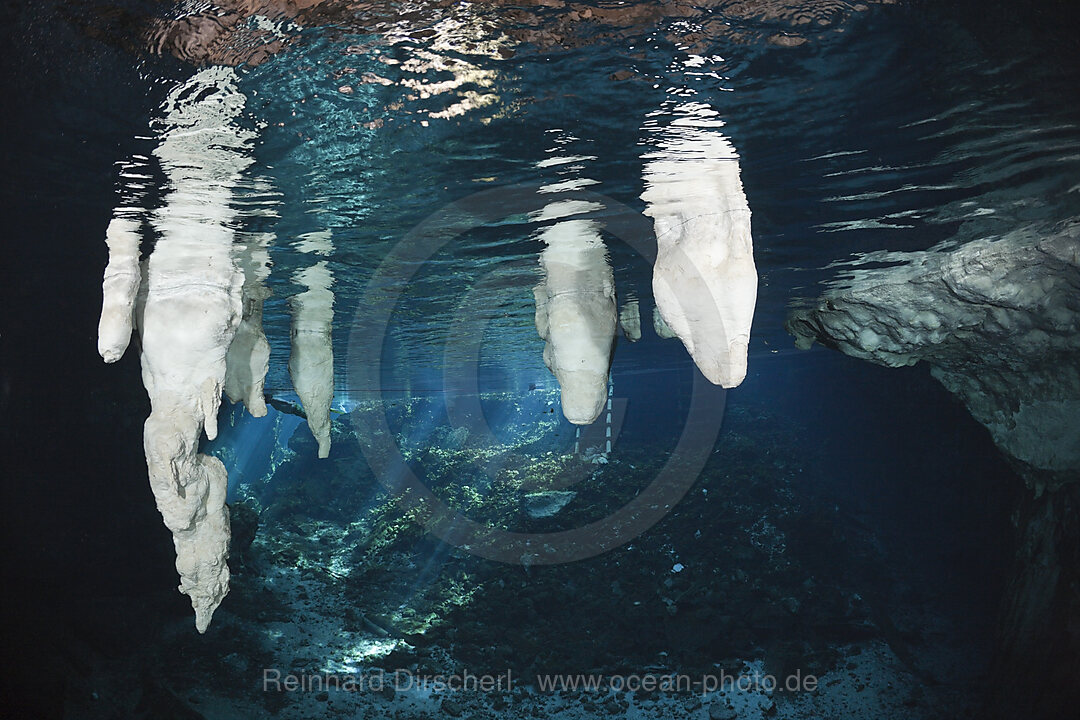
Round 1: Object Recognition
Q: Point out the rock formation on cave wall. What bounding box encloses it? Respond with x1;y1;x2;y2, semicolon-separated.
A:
787;219;1080;489
787;219;1080;717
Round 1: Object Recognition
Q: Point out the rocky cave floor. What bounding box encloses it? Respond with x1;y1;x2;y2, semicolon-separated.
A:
62;402;992;719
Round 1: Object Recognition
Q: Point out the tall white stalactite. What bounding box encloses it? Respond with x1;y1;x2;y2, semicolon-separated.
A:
99;66;257;632
531;142;616;425
641;102;757;387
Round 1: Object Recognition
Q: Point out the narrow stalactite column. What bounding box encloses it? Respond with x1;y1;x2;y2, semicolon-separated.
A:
98;154;155;363
289;230;335;458
225;221;273;419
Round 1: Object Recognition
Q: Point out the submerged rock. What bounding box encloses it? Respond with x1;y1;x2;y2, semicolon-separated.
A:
991;483;1080;718
523;490;577;519
788;219;1080;490
709;701;738;720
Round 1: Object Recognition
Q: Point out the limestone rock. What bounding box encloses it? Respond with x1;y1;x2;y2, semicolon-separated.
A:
534;219;617;425
642;102;757;387
99;67;256;632
224;229;272;418
788;219;1080;488
523;491;577;519
97;215;142;363
289;248;335;459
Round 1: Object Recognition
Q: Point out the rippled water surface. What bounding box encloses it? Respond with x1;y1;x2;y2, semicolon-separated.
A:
121;1;1080;395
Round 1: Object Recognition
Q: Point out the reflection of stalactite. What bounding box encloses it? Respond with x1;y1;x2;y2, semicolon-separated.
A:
641;102;757;387
534;219;616;425
98;66;259;632
289;230;335;458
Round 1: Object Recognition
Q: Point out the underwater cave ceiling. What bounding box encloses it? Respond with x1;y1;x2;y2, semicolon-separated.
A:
95;0;1080;647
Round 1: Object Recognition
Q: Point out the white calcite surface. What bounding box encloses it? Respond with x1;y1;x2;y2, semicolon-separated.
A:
97;215;143;363
641;102;758;387
288;231;335;458
534;219;617;425
99;66;338;628
788;220;1080;487
99;66;257;632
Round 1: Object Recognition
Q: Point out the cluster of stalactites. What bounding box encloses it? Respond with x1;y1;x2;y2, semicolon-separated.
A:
98;66;335;633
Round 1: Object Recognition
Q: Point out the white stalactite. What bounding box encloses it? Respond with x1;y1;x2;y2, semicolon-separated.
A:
225;228;272;418
641;102;757;387
98;215;142;363
289;230;335;458
534;219;617;425
99;66;256;632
